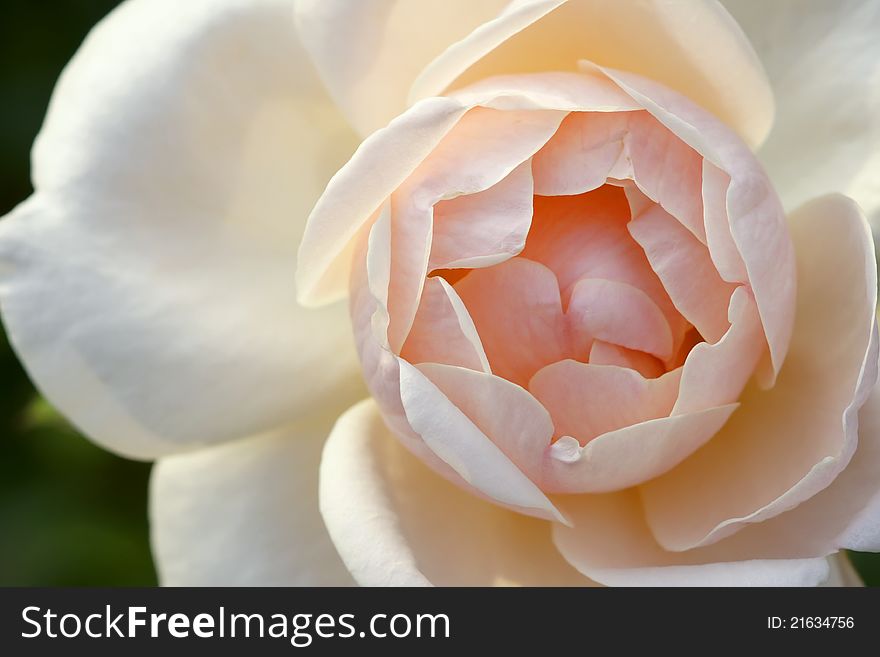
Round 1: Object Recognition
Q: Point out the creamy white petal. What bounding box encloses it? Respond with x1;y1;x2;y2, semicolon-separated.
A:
150;415;354;586
640;195;878;551
0;0;364;458
296;0;773;146
723;0;880;223
319;399;594;586
294;0;510;135
413;0;773;148
553;490;832;587
823;554;863;587
718;368;880;557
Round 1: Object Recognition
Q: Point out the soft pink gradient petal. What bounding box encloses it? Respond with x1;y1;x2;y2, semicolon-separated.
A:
297;71;638;306
672;286;764;415
588;341;665;378
521;187;688;348
532;111;629;196
534;110;706;242
454;257;569;388
640;195;878;551
386;108;565;351
623;112;706;243
539;407;737;494
429;160;534;271
566;278;673;360
398;359;564;522
529;360;681;445
553;490;832;586
416;362;552;482
350;222;541;511
298;96;466;306
591;64;794;382
702;160;748;283
401;277;490;372
320;399;593;586
628;201;735;344
386;194;433;353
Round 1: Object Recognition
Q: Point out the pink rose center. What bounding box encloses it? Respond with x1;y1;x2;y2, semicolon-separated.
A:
348;80;787;499
398;109;754;449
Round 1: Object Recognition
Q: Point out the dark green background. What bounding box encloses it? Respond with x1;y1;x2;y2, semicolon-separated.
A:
0;1;155;586
0;1;877;587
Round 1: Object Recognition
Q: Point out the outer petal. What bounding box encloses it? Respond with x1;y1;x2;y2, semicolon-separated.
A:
0;0;363;458
707;361;880;558
553;490;833;587
299;0;773;146
640;195;878;551
410;0;774;148
150;416;354;586
320;399;594;586
723;0;880;224
294;0;510;135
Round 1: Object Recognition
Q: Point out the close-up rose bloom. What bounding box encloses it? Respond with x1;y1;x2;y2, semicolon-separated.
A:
1;0;879;587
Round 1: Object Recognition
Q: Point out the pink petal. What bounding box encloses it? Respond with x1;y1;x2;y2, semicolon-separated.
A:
352;233;560;520
297;100;564;306
672;286;765;415
593;64;795;382
532;111;629;196
521;187;689;347
398;359;565;522
349;214;427;451
541;403;737;494
416;362;552;482
589;341;665;378
401;276;490;372
528;359;681;446
624;111;706;243
628;200;735;343
429;159;534;271
702;159;748;283
386;192;433;352
534;110;706;243
566;277;673;360
386;107;566;351
454;257;569;388
640;195;878;552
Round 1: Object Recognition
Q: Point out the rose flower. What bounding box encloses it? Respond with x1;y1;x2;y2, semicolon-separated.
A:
1;0;878;586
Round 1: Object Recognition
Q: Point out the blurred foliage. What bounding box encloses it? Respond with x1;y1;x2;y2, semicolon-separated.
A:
0;1;878;588
0;0;155;586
